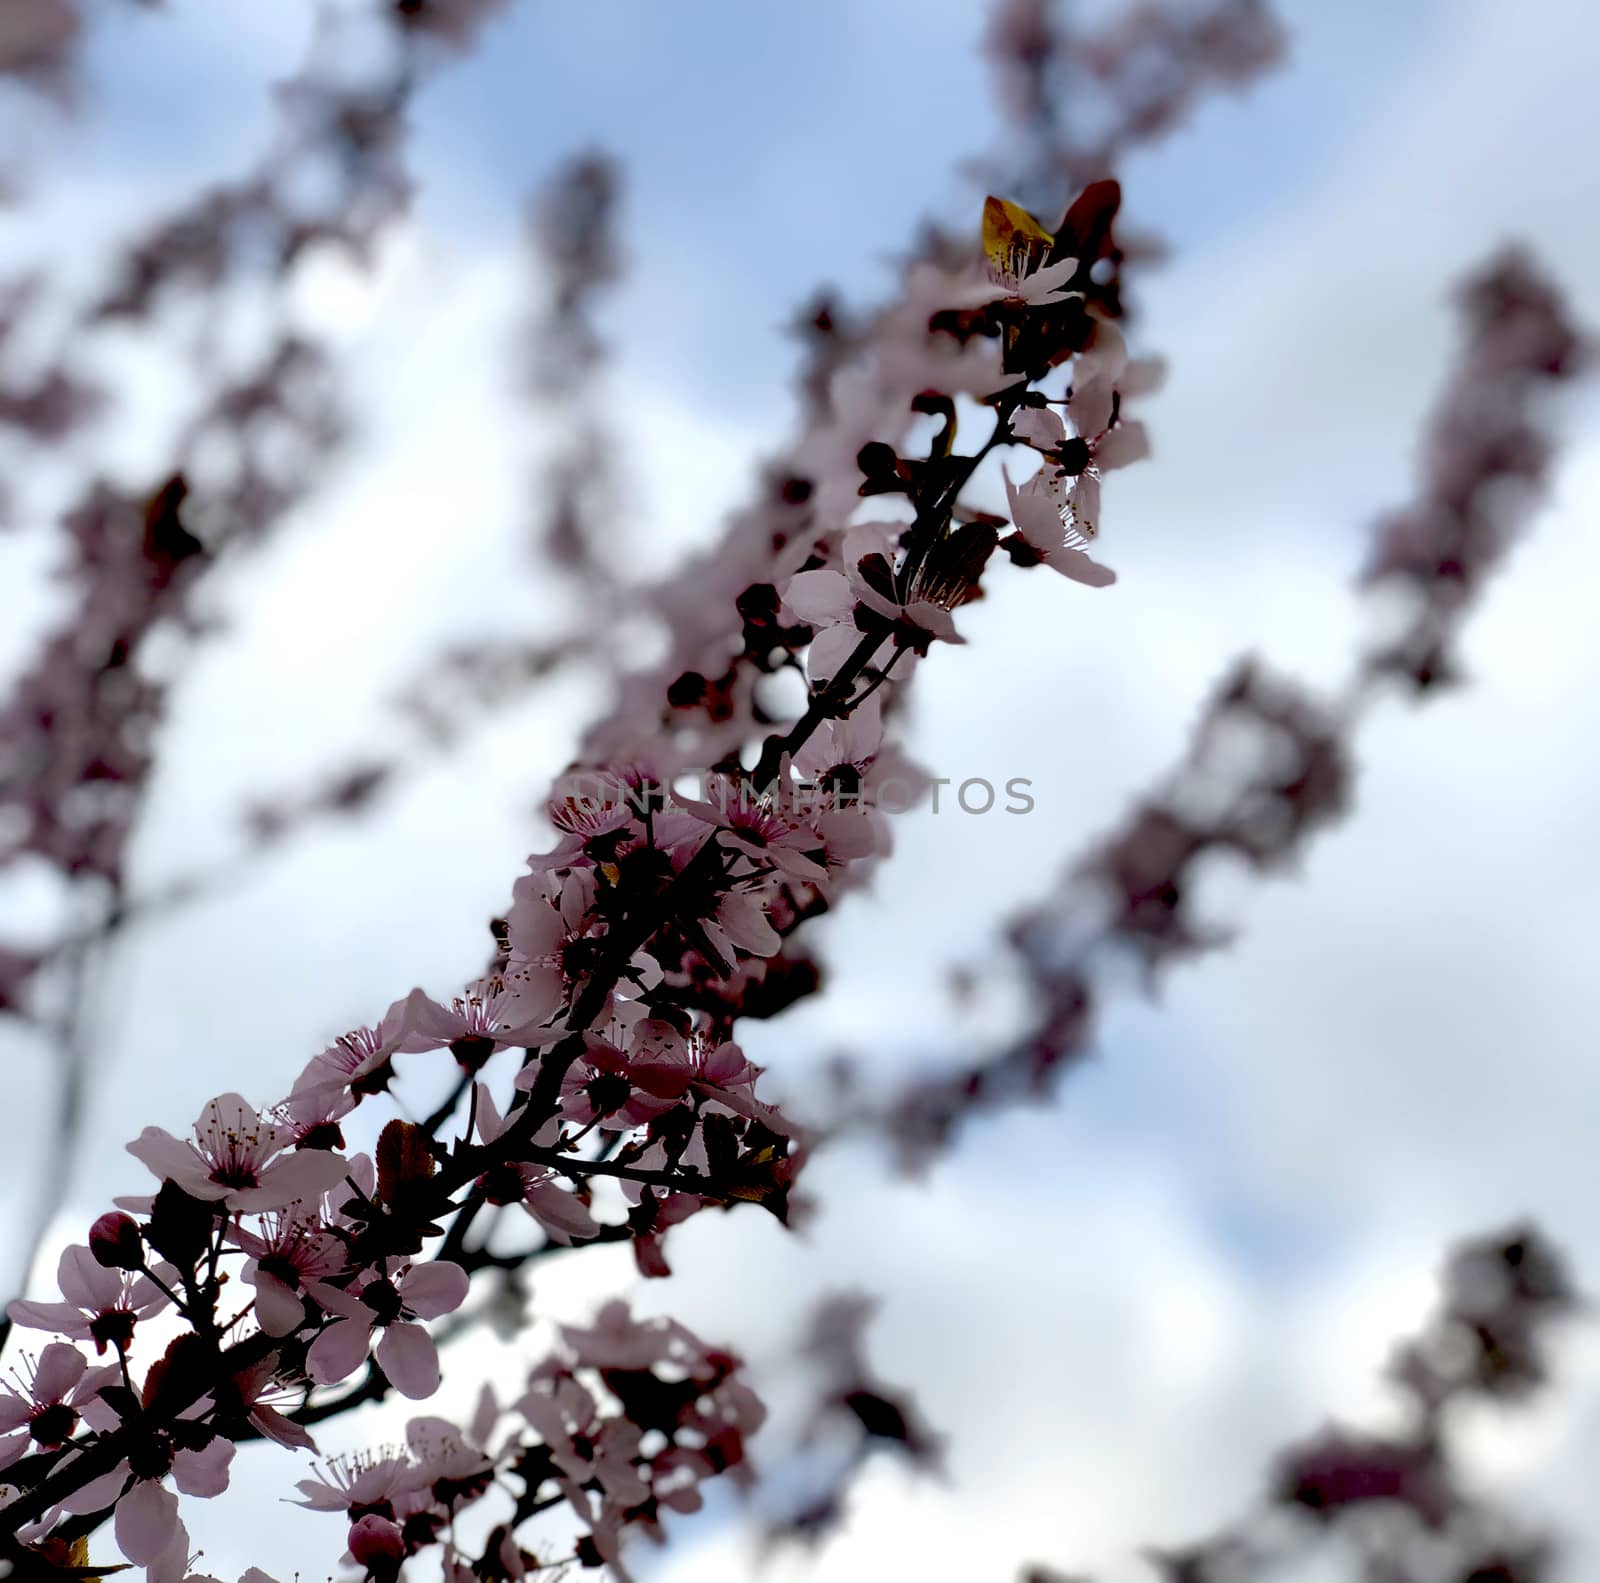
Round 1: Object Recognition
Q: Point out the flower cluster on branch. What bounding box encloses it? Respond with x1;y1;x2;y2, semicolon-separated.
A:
1026;1225;1579;1582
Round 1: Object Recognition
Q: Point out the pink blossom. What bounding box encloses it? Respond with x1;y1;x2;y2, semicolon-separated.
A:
987;250;1080;306
524;1021;690;1133
272;1083;350;1152
115;1482;184;1567
543;768;648;856
1002;463;1116;587
783;519;986;670
686;1037;768;1122
501;868;622;1029
126;1093;349;1213
7;1243;173;1353
397;976;560;1069
805;800;891;875
781;713;907;867
705;884;783;960
293;1449;423;1518
471;1084;599;1243
291;993;417;1114
58;1433;235;1567
900;249;1082;313
681;779;830;884
230;1206;349;1337
222;1356;319;1452
87;1210;144;1271
304;1260;468;1400
781;526;897;678
558;1298;690;1372
517;1372;648;1509
536;1038;665;1130
404;1395;499;1502
791;693;885;785
1003;334;1151;561
0;1343;115;1472
1066;318;1149;436
784;552;930;687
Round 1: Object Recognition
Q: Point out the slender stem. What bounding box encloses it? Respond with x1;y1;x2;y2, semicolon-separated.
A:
896;389;1023;599
139;1266;188;1314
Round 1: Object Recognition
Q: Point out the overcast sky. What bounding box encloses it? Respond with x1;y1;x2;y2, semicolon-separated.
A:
4;1;1600;1579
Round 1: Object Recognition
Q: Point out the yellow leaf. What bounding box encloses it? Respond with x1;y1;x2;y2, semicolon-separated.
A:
982;195;1054;284
25;1536;132;1577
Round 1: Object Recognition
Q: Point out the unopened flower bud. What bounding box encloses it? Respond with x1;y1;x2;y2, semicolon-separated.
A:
88;1211;143;1270
348;1514;404;1577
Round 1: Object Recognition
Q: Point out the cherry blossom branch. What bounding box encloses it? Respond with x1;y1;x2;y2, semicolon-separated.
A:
0;7;1390;1578
2;168;1150;1572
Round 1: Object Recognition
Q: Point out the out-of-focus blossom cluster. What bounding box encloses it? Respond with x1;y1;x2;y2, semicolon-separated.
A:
882;246;1588;1169
758;1292;945;1551
1024;1226;1579;1582
0;0;479;1018
1362;248;1589;692
983;0;1287;199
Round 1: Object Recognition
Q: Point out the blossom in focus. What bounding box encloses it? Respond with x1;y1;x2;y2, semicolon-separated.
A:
783;521;981;680
7;1243;174;1353
397;975;560;1070
685;1035;769;1122
348;1513;405;1571
230;1207;349;1337
126;1093;349;1213
293;1449;423;1519
529;1022;689;1132
291;993;418;1114
0;1342;116;1471
56;1428;235;1567
1002;462;1117;587
471;1084;600;1243
501;866;658;1029
981;194;1081;304
222;1355;320;1452
303;1259;469;1399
